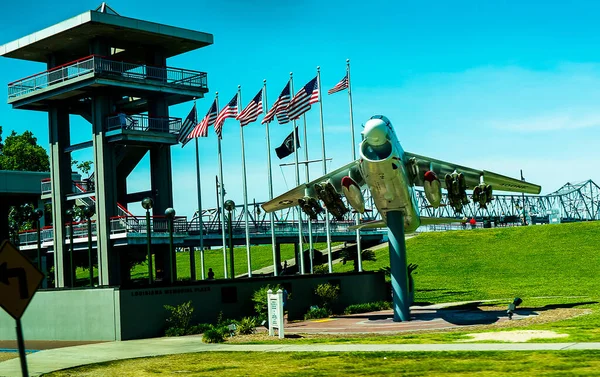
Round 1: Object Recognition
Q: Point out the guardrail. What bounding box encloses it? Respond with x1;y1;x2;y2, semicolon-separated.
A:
106;114;181;134
17;215;386;246
8;55;208;99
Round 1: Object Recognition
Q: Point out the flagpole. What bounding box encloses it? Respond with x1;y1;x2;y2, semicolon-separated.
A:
195;137;204;281
347;59;363;272
302;113;314;274
290;72;305;275
264;79;278;276
187;101;198;281
216;92;228;279
317;66;334;273
238;86;252;278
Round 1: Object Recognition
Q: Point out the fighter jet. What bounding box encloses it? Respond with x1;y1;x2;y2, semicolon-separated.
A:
262;115;541;232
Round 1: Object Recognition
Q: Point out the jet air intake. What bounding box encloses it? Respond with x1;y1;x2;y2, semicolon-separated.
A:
361;118;392;161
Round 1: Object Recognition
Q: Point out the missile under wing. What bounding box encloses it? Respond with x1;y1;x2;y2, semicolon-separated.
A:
261;159;363;218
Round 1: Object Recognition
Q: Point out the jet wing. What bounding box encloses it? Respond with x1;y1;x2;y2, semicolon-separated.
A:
262;159;361;213
404;151;541;194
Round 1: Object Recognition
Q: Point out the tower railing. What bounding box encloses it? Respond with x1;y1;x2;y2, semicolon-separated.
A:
7;55;208;99
106;114;182;134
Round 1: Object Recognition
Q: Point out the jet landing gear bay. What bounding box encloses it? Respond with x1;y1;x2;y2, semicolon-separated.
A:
262;115;541;322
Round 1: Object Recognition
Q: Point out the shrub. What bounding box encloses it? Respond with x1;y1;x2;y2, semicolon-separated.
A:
188;323;212;335
237;317;257;335
165;327;185;337
164;301;194;336
344;301;392;315
202;328;225;343
315;283;340;310
251;284;282;321
304;306;330;320
313;264;328;274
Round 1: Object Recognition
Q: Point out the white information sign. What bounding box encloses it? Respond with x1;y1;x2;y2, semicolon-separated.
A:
267;289;284;339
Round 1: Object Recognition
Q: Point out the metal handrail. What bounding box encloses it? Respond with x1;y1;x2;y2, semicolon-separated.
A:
8;55;208;99
17;216;385;246
106;114;182;134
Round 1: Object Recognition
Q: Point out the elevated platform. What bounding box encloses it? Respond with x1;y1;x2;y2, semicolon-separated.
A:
0;9;213;63
7;55;208;111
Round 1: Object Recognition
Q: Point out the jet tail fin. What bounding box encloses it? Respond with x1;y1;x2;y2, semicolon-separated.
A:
349;219;387;230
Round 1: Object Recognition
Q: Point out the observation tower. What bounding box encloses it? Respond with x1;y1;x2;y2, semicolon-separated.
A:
0;3;212;287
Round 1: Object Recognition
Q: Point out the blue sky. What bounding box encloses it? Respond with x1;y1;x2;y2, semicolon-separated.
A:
1;0;600;217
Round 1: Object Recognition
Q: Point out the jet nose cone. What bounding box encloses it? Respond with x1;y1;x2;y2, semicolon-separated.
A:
363;119;388;146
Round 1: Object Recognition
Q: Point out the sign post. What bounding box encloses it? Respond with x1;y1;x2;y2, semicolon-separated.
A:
267;289;284;339
0;240;45;377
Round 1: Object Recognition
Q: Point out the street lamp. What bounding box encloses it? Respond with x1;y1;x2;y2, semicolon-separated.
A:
65;208;75;287
224;200;236;279
165;207;176;284
83;205;95;287
31;208;44;271
141;198;154;284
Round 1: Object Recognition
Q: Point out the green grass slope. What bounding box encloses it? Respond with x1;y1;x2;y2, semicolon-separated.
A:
334;222;600;303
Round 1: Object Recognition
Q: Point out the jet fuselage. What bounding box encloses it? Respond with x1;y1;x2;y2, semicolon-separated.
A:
358;116;421;232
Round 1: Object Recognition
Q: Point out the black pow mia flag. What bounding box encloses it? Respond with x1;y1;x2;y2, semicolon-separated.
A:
275;126;301;159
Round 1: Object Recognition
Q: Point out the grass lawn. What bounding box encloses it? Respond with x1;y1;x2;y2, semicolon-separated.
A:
229;221;600;345
45;351;600;376
335;221;600;303
45;222;600;376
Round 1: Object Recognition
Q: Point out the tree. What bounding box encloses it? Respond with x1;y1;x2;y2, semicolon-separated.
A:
71;158;94;179
8;203;34;244
0;129;49;171
77;160;93;178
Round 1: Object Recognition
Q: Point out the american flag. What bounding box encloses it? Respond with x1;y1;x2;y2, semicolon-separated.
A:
328;73;349;95
262;80;291;125
188;100;217;139
178;104;197;146
214;94;238;138
236;89;263;127
287;76;319;120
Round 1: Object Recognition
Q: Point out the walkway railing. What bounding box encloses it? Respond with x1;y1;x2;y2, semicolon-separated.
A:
106;114;182;134
7;55;208;99
17;215;385;246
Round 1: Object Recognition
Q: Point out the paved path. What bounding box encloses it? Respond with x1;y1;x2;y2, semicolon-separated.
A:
1;337;600;377
285;306;533;334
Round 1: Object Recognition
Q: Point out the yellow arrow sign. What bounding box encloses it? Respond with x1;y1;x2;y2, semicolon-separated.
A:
0;240;44;320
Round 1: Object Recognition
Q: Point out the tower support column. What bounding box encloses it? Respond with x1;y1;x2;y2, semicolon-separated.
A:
48;106;72;287
387;210;411;322
150;144;174;282
91;95;120;286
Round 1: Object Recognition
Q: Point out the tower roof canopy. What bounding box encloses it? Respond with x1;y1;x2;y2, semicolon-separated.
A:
0;9;213;63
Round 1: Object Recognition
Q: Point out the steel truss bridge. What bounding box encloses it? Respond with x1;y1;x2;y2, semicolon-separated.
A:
18;180;600;250
198;179;600;228
417;180;600;223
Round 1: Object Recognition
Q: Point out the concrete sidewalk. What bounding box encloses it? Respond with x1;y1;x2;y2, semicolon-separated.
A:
1;336;600;377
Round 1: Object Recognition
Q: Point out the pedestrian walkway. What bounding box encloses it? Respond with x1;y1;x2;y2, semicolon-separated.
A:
1;337;600;377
